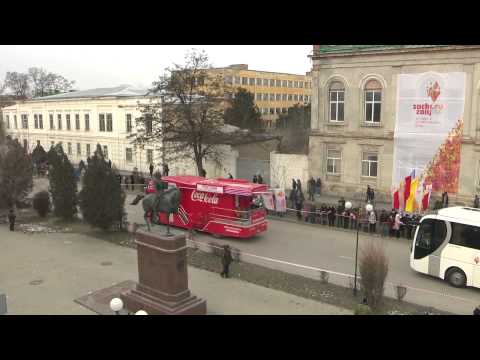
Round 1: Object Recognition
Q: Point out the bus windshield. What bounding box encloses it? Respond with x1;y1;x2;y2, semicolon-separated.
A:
414;218;447;259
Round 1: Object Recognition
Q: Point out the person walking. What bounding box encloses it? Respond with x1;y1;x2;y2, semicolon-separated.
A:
130;173;135;191
292;179;297;191
368;209;377;234
316;178;322;195
257;174;263;184
393;211;403;238
220;245;233;278
8;209;16;232
296;179;302;193
200;168;207;177
149;163;154;177
474;195;480;209
307;177;314;201
252;175;258;183
295;188;305;221
162;164;169;177
228;173;233;179
442;191;449;208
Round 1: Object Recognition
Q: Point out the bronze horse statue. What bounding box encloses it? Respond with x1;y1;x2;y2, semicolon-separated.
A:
131;180;181;236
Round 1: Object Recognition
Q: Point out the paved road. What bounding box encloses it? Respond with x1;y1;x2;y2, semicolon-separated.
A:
123;192;480;314
0;225;349;315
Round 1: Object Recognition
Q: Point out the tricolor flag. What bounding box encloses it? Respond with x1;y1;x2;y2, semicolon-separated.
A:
403;169;415;208
422;184;433;211
393;189;400;209
405;177;419;213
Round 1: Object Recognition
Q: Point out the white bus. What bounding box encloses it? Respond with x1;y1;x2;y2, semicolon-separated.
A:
410;206;480;288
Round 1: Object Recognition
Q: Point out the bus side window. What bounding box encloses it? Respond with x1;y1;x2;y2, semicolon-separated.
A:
451;223;480;250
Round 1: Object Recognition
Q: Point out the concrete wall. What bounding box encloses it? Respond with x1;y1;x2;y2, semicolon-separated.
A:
270;151;308;190
309;46;480;203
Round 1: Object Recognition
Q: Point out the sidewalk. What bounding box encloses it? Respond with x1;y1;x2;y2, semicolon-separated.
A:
0;225;350;315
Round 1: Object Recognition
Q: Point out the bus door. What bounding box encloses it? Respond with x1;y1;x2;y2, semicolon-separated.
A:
412;218;447;276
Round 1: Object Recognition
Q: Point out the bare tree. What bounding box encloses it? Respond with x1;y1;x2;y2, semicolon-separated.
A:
28;67;75;97
4;72;30;98
131;49;255;175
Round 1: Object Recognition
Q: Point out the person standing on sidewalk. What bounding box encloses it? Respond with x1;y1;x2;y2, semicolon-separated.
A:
221;245;233;278
8;209;16;232
295;188;305;221
442;191;449;208
307;177;315;201
316;178;322;195
393;211;403;238
368;209;377;234
474;195;479;209
149;163;154;177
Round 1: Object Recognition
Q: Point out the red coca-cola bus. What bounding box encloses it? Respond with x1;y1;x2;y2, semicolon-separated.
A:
146;176;268;239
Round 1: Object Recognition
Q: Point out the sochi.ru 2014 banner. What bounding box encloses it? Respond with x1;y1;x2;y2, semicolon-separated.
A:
392;72;466;213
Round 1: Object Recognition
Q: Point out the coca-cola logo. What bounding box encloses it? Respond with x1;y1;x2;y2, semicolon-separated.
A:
191;191;219;205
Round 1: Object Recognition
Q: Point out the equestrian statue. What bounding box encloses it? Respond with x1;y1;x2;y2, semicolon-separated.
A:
131;177;181;236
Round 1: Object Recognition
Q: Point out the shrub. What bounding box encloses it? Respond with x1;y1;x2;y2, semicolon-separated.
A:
33;191;50;217
354;304;372;315
358;241;389;311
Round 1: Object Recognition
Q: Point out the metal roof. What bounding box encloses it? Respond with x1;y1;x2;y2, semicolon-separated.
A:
316;45;449;55
31;85;150;101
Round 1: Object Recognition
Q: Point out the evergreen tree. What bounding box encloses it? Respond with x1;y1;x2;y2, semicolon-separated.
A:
224;88;263;131
32;143;47;166
0;137;33;209
79;144;125;230
47;144;78;220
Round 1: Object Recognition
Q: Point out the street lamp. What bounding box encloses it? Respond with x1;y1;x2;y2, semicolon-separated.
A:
135;310;148;315
346;202;373;297
109;297;123;315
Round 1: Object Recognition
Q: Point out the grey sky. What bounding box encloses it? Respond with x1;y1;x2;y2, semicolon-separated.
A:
0;45;312;90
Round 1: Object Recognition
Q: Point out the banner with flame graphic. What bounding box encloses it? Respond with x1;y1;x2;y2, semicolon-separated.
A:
392;72;466;212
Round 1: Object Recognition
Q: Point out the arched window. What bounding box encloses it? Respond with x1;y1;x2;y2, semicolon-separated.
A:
329;81;345;122
364;79;382;124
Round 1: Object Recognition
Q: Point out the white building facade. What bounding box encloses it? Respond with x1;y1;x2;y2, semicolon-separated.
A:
2;85;238;178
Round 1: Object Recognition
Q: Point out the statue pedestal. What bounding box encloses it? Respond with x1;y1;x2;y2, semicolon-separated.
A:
121;229;206;315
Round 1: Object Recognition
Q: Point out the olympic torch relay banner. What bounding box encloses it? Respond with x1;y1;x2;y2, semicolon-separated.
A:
392;72;466;212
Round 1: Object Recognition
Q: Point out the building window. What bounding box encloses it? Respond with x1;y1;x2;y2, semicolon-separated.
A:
305;95;310;102
364;80;382;123
269;93;275;101
241;77;248;85
106;113;113;132
256;93;262;101
234;76;240;85
5;115;9;129
23;139;28;150
288;80;293;88
299;81;304;88
99;114;105;132
34;114;38;129
39;114;43;129
276;94;281;101
75;114;80;130
294;81;298;88
299;95;304;102
147;149;153;164
103;145;108;158
362;152;378;177
288;94;293;101
275;108;281;114
282;80;287;87
269;108;275;115
126;114;132;133
256;78;262;86
66;114;71;130
329;81;345;122
126;148;133;162
327;149;341;175
77;143;81;155
21;114;28;129
269;79;275;87
67;143;72;155
249;78;255;86
263;79;269;87
86;144;91;156
57;114;62;130
294;94;299;101
282;94;287;101
85;114;90;131
282;108;287;113
49;114;54;129
262;93;268;101
276;79;281;87
14;115;17;129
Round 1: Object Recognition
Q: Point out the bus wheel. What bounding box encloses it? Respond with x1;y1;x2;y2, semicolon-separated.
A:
446;268;467;288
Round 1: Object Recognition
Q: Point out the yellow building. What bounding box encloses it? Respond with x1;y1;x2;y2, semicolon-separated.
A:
210;64;312;128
